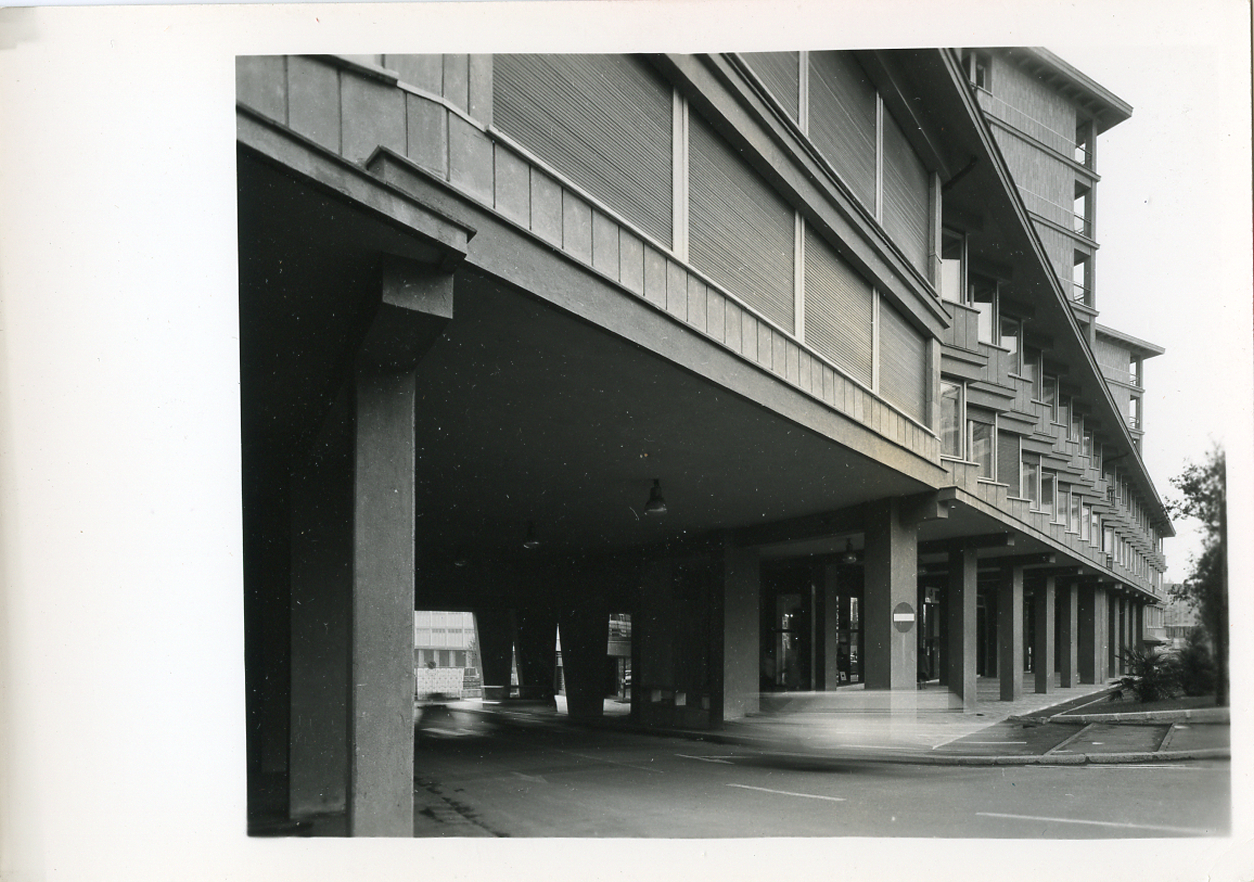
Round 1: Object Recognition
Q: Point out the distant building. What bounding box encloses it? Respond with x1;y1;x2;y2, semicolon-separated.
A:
1162;583;1200;649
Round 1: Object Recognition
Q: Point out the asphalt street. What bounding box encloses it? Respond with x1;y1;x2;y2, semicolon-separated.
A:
412;720;1230;838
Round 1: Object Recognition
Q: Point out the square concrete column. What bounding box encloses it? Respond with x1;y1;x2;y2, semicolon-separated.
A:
862;499;918;694
1095;585;1109;682
997;565;1024;701
349;258;452;837
821;563;841;691
289;397;352;820
1077;584;1098;684
1033;577;1055;694
1134;601;1144;649
717;541;760;721
945;547;978;710
1057;581;1078;688
473;604;514;699
348;366;418;837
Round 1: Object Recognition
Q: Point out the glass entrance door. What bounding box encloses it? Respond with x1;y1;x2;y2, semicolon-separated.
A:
764;591;811;691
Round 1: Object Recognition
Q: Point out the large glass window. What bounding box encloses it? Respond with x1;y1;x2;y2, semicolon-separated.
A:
1022;456;1039;505
1042;375;1058;419
971;277;996;344
1022;347;1042;397
969;413;994;479
1069;489;1081;533
940;232;965;303
940;381;963;457
999;316;1021;369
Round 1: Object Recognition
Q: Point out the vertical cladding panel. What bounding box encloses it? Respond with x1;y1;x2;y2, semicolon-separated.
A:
340;73;406;163
803;227;873;386
807;51;877;210
707;287;725;343
562;191;593;263
1036;223;1075;293
666;261;688;320
237;56;288;123
443;55;471;111
448;116;495;203
688;276;708;332
592;211;620;279
386;55;443;94
689;112;795;334
407;94;449;178
877;298;927;424
644;246;667;308
620;230;645;295
493;143;530;226
742;52;800;120
994;132;1074;212
881;110;931;275
494;54;673;247
530;169;563;246
287;57;340;153
994;57;1077;149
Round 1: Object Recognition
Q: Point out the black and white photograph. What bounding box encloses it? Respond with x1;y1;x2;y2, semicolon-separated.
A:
2;1;1251;880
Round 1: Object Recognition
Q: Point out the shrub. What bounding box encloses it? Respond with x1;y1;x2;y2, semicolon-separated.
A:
1175;627;1217;697
1112;645;1181;703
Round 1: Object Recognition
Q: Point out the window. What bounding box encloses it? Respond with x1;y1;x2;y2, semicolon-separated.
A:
1070;409;1082;443
999;316;1021;369
965;50;992;91
968;410;995;479
940;231;965;303
1073;181;1092;237
1041;374;1058;420
1080;502;1092;542
1069;489;1081;533
1072;252;1092;306
1022;347;1042;398
1081;429;1094;459
1058;395;1071;430
940;381;963;457
1090;509;1101;546
1042;471;1057;519
1075;118;1093;166
1022;456;1040;506
970;276;997;344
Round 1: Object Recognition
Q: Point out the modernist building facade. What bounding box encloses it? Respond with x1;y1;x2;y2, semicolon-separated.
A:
237;48;1172;835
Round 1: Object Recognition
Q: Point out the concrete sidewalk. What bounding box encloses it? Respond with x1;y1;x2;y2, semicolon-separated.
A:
544;675;1231;766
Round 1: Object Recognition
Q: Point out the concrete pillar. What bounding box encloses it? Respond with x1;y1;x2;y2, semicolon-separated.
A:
558;591;610;719
862;499;919;693
515;604;557;699
289;397;352;820
945;547;978;710
717;542;760;721
1134;601;1144;648
1058;581;1078;688
1033;577;1055;694
1095;584;1109;682
821;563;841;691
998;565;1025;701
984;588;997;678
1078;584;1098;684
348;258;451;837
474;604;514;698
347;366;419;836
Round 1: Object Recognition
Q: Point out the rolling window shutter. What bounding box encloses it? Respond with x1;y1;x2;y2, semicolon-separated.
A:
803;227;873;386
742;52;800;121
807;51;878;211
998;430;1021;489
877;297;927;423
494;54;673;246
689;112;795;332
881;111;931;274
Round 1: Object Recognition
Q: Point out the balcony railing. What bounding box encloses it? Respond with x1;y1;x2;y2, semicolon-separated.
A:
1071;282;1093;307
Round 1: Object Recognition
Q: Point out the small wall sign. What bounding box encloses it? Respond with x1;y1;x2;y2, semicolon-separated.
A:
892;602;915;633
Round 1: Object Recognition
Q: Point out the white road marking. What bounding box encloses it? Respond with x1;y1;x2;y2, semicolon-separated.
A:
976;811;1215;835
555;749;662;774
676;754;736;764
727;784;845;802
960;741;1028;744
